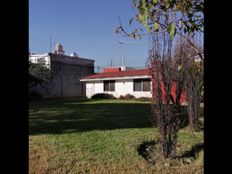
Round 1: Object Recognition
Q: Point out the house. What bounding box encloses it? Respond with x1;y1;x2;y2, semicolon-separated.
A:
80;67;187;104
29;43;95;98
80;67;152;98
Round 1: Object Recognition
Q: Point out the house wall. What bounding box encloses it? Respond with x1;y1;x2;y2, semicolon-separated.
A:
85;79;152;98
86;81;103;98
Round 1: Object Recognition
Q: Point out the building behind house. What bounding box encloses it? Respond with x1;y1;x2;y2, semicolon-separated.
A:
29;43;94;98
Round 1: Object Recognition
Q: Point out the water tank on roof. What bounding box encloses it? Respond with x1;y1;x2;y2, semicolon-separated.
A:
70;52;79;57
55;43;63;51
54;43;65;55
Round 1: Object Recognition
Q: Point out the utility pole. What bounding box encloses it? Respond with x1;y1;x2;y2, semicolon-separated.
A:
119;41;125;67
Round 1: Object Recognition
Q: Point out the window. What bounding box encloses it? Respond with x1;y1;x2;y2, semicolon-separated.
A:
143;79;151;91
104;80;115;91
133;79;151;91
134;80;142;91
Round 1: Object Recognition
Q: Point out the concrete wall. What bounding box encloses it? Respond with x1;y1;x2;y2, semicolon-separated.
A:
30;53;94;98
85;79;152;98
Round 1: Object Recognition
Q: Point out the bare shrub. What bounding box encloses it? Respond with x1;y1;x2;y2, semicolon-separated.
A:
149;32;194;158
124;94;135;100
118;95;125;100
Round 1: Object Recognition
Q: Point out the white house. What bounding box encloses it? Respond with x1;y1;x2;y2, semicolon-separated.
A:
80;67;152;98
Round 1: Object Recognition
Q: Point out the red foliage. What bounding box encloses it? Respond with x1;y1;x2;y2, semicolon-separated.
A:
150;67;187;105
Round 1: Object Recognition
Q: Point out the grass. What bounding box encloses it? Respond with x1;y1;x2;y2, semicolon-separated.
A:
29;98;203;174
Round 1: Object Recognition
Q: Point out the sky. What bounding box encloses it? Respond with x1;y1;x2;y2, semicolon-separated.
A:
29;0;151;69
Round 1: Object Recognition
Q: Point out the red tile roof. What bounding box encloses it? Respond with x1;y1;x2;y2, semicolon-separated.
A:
80;68;150;80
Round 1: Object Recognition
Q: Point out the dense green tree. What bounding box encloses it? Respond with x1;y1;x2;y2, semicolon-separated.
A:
29;61;53;89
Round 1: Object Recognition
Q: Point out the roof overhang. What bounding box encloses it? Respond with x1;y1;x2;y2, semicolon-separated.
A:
80;75;151;82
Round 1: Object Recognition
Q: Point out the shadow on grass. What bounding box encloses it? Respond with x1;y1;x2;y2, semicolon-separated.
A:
29;99;153;135
137;140;157;164
178;143;204;159
137;141;204;164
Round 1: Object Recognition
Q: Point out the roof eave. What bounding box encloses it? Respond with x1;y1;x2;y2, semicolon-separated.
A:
80;75;151;82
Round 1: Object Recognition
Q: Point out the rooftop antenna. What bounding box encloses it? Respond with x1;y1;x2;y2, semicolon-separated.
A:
49;34;52;53
119;41;125;67
110;58;113;67
53;37;57;53
97;65;100;73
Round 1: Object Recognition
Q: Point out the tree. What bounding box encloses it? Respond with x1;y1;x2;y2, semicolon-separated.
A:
173;36;203;131
117;0;204;129
149;32;193;158
29;60;54;90
116;0;204;159
116;0;204;60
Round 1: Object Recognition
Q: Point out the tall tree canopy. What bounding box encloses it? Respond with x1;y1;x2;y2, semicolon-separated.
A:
117;0;203;37
116;0;204;58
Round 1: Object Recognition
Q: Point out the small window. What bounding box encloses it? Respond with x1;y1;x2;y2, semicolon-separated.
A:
104;80;115;91
134;80;142;91
133;79;151;91
142;79;151;91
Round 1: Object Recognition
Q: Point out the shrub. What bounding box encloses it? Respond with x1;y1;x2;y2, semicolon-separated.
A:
124;94;135;100
136;97;152;102
91;93;116;99
118;95;125;100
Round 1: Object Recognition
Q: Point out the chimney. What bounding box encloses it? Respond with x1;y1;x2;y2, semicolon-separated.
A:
120;66;126;71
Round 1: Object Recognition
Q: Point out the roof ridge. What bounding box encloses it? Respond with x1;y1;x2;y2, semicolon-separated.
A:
80;68;150;80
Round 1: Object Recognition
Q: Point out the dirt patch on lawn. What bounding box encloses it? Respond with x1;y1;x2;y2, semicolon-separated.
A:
29;144;63;174
137;140;204;174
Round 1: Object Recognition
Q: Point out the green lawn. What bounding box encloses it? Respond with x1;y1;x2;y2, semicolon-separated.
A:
29;98;203;174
